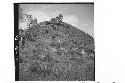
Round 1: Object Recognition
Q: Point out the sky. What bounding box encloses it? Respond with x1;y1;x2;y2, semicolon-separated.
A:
19;4;94;36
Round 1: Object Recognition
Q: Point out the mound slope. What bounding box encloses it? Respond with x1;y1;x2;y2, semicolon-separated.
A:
19;18;95;81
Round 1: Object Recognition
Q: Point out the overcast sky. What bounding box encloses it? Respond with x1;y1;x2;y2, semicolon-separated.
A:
20;3;94;36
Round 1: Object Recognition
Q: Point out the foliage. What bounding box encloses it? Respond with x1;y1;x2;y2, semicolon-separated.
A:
19;6;37;29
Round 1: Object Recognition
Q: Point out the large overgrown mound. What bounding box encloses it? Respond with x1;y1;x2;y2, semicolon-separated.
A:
19;15;95;81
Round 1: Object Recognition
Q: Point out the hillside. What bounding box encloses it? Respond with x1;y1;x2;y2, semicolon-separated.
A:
19;17;95;81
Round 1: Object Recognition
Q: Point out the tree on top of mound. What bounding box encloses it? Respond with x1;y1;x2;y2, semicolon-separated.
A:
50;14;63;24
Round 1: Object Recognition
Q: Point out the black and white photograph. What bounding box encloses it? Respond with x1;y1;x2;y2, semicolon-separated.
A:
1;0;125;82
14;3;94;81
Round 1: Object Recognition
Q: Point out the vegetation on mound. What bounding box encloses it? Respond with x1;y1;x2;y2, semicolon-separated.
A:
19;13;95;81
